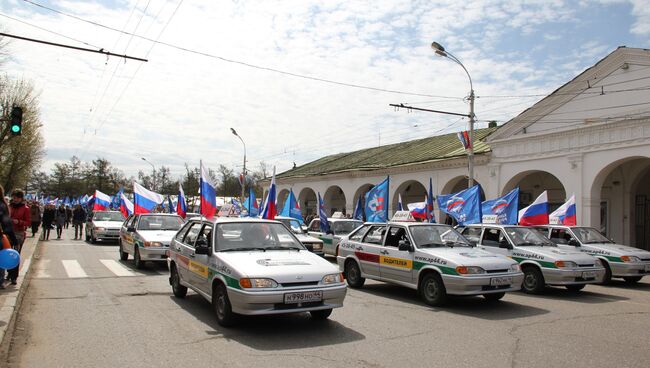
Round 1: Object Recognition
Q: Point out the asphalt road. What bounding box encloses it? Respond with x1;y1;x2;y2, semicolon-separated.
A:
2;227;649;368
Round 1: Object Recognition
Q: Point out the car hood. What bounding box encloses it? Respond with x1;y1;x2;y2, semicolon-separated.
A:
420;247;517;269
583;243;650;258
517;246;596;263
137;230;178;243
92;221;122;229
217;250;338;283
294;233;323;243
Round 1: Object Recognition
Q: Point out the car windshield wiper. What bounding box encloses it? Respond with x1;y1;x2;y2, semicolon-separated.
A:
219;247;267;252
265;246;302;251
418;243;445;248
517;242;541;246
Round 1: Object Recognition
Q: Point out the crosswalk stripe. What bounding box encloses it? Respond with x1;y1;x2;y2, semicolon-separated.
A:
34;260;51;278
100;259;136;277
61;260;88;278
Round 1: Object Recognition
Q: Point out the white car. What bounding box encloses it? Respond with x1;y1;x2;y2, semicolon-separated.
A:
461;224;606;294
275;216;325;256
534;225;650;284
85;211;124;243
337;217;523;306
119;213;184;269
168;217;347;326
307;217;363;256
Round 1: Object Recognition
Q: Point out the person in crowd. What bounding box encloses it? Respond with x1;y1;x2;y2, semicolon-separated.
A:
65;205;73;229
30;200;41;237
8;189;31;285
72;204;86;240
41;204;55;240
0;186;18;289
55;205;66;239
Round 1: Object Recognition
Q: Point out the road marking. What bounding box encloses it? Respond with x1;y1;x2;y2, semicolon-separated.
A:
61;260;88;278
34;260;51;278
100;259;136;277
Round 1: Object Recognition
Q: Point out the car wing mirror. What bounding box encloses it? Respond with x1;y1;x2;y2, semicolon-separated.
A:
498;240;511;249
398;240;412;252
568;239;579;246
127;227;136;232
195;245;210;255
326;230;334;235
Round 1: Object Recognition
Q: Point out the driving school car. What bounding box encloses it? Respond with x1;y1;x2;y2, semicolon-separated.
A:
275;216;325;256
85;210;124;243
167;217;346;327
535;225;650;284
460;224;606;294
307;214;362;257
119;213;184;269
336;212;523;306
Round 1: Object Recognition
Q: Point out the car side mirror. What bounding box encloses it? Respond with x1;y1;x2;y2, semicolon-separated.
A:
398;240;412;252
326;230;334;235
498;240;511;249
127;227;135;232
195;245;210;255
568;239;579;246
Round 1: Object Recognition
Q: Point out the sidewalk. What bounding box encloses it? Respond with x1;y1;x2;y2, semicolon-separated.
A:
0;231;41;345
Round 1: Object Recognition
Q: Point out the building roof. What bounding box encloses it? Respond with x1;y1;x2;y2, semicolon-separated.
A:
277;126;498;179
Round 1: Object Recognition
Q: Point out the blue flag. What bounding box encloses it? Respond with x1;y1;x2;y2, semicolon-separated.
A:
317;192;330;233
167;195;174;213
111;188;123;209
353;195;364;221
481;188;519;225
279;189;304;223
364;177;389;222
243;188;259;217
436;185;482;225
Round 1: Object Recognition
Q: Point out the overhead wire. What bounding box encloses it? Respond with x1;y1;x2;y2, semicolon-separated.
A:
0;12;102;49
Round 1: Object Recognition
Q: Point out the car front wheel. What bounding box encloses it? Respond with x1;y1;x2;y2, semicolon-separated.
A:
213;284;235;327
170;265;187;298
522;266;545;294
419;273;447;306
119;240;129;261
344;261;365;288
134;247;145;269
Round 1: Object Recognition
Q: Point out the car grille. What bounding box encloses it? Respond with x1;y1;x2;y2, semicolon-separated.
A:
280;281;319;287
575;277;595;281
486;269;509;274
578;264;595;268
481;285;510;291
274;301;323;310
640;258;650;262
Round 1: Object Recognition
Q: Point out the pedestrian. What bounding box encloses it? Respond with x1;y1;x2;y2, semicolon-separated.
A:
0;186;18;289
72;204;86;240
30;200;41;237
65;205;72;229
41;204;55;240
55;205;66;239
8;189;31;285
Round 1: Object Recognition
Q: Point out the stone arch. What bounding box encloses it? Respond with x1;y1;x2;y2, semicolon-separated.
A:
589;156;650;248
502;170;566;210
297;187;317;220
392;180;427;212
323;185;347;216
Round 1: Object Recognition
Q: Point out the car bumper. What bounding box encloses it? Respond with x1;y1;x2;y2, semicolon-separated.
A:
542;267;606;285
441;272;524;295
95;231;121;241
227;284;347;315
139;246;170;261
610;262;650;277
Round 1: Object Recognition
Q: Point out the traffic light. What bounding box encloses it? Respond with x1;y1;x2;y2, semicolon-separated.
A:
10;106;22;136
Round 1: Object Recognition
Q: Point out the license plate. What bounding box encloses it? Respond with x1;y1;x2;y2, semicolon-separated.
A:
284;291;323;304
490;277;512;286
582;271;596;278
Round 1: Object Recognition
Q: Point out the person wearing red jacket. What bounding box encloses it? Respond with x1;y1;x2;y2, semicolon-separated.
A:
8;189;31;285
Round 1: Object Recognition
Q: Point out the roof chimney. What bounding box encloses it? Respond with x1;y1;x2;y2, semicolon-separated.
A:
488;121;498;128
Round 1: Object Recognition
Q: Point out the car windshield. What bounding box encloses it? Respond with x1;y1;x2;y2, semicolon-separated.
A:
330;220;362;235
410;225;472;248
277;218;303;233
137;215;183;231
572;227;612;244
215;222;305;251
505;227;556;247
93;212;123;222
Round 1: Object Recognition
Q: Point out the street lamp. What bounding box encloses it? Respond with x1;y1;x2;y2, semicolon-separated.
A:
141;157;156;191
230;128;247;201
431;41;476;187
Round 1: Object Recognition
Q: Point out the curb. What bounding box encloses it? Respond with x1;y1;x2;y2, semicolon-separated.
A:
0;232;40;345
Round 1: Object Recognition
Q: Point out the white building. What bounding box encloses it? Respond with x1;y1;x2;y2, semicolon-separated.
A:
273;47;650;250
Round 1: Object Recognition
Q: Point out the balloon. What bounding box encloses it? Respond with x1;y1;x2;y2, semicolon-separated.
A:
0;249;20;269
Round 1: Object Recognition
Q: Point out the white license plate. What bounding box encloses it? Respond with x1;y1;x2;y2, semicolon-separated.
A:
582;271;596;278
490;277;512;286
284;291;323;304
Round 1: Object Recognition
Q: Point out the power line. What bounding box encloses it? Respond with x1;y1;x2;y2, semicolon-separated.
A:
20;0;462;99
0;12;101;49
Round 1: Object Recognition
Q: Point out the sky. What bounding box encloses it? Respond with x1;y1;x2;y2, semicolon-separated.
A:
0;0;649;179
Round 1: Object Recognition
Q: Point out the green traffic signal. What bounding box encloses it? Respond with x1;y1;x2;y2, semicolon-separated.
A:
10;106;22;136
11;124;20;133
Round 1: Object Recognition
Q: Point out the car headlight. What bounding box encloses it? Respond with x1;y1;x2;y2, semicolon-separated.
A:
509;264;520;272
554;261;578;268
239;278;278;288
456;266;486;275
95;227;106;232
311;242;323;250
321;273;344;284
621;256;641;263
144;241;163;247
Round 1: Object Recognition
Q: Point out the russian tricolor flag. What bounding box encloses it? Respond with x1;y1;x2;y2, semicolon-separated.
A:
120;193;134;218
177;183;187;219
427;177;436;223
133;181;164;214
518;191;549;226
550;194;576;226
93;190;111;211
397;194;404;211
200;161;217;219
457;130;472;150
261;167;277;220
408;199;428;220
